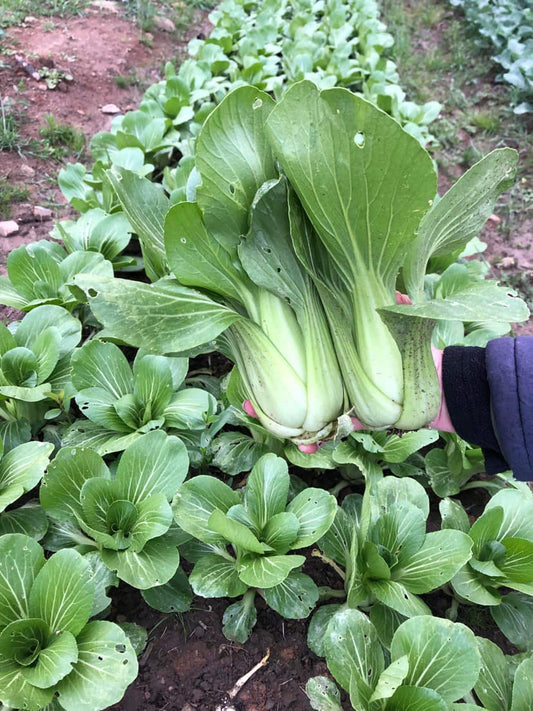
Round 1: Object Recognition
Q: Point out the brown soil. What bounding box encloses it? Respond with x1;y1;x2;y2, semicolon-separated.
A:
0;3;211;262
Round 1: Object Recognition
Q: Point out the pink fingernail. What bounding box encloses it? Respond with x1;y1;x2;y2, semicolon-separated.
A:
243;400;258;418
298;443;318;454
395;291;412;305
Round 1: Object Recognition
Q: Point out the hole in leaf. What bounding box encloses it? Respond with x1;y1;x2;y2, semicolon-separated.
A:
229;184;235;194
88;288;99;298
115;644;126;654
252;98;263;110
353;132;365;148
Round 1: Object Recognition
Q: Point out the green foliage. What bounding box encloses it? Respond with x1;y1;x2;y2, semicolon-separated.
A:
0;306;82;442
0;534;137;711
307;610;481;710
312;476;472;640
40;431;188;591
64;340;216;455
446;486;533;607
174;453;336;640
0;240;114;312
39;114;84;157
450;0;533;112
75;82;527;439
0;179;30;220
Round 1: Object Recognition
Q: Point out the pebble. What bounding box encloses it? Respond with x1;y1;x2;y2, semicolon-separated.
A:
91;0;120;12
33;206;53;220
154;16;176;32
488;214;502;224
0;221;19;237
19;164;35;178
101;103;121;114
500;256;515;268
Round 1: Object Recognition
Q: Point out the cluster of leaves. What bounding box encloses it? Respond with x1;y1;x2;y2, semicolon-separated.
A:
450;0;533;113
306;610;533;711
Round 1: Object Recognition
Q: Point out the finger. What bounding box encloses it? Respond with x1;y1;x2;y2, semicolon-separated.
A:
350;416;366;430
243;399;258;418
395;291;412;305
298;443;319;454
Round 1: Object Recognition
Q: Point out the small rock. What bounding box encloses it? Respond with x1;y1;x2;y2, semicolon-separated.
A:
91;0;120;12
488;213;502;224
33;206;53;220
500;256;515;268
23;15;37;22
154;16;176;31
19;164;35;178
101;103;121;114
0;221;19;238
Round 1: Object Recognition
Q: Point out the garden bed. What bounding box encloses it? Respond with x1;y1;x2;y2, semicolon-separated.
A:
0;1;532;710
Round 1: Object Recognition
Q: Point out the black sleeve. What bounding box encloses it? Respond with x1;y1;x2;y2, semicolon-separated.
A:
442;337;533;481
442;345;509;476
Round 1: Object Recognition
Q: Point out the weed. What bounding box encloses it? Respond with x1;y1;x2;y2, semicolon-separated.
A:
460;144;483;168
0;180;30;219
465;108;501;135
39;114;85;159
0;99;23;152
0;0;90;28
113;70;142;89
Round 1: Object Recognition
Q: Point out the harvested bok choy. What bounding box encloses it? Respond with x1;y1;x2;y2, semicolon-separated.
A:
75;81;529;439
265;81;528;429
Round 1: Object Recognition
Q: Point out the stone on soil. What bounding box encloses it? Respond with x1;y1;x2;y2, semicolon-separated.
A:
0;221;19;237
101;103;121;114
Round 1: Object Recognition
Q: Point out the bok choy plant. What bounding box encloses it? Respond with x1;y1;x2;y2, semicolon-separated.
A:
441;485;533;647
305;610;481;711
74;81;528;441
0;534;137;711
307;475;472;649
75;86;346;447
173;453;336;641
264;80;528;429
40;431;189;591
0;305;82;447
64;339;216;455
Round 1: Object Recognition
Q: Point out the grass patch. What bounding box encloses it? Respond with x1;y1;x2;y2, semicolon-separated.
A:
39;114;86;159
0;0;90;28
113;69;143;89
0;180;30;219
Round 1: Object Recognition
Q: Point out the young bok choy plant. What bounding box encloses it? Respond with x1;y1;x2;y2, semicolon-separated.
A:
0;534;137;711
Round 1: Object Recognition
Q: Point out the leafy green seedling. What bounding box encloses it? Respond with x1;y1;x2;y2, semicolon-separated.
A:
442;485;533;646
173;453;337;641
0;437;52;513
0;534;137;711
306;610;481;710
0;240;113;312
309;476;472;649
40;430;188;591
0;306;82;446
64;340;216;455
52;207;136;271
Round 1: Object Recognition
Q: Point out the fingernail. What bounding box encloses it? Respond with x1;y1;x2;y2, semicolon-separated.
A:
243;400;258;418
